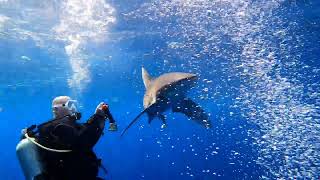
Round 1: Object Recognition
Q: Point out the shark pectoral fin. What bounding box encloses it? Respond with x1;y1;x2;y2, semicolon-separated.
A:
172;99;211;128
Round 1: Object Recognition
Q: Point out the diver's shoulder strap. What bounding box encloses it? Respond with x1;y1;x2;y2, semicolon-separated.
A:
24;116;74;153
33;115;75;135
37;116;67;129
24;132;72;153
36;114;81;129
27;118;60;136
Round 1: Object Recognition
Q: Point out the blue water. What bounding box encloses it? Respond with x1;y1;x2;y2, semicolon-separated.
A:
0;0;320;179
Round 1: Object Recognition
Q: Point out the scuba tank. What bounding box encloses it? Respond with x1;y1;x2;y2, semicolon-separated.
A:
16;124;72;180
16;135;44;180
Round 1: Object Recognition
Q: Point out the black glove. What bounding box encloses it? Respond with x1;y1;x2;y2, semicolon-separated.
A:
95;102;117;131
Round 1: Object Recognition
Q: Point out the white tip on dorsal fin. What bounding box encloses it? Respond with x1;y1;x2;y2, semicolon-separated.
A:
142;67;152;89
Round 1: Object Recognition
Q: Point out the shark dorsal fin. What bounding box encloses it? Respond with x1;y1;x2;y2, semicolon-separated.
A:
142;67;152;89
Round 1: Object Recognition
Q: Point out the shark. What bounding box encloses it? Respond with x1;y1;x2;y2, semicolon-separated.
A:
121;67;211;136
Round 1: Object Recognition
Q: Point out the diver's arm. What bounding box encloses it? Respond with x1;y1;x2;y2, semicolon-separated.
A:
86;110;107;130
51;113;106;150
75;113;107;149
94;102;117;131
51;103;113;149
105;108;116;124
51;123;79;149
67;104;115;149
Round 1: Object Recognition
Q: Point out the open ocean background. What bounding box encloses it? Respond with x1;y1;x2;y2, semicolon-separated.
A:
0;0;320;179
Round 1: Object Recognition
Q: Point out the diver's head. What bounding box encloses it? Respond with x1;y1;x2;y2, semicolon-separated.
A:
52;96;78;118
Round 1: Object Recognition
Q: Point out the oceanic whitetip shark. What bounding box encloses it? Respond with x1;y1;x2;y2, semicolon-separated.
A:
121;67;211;136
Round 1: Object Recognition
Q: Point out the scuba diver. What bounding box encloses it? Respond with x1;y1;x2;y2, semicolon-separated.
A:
16;96;118;180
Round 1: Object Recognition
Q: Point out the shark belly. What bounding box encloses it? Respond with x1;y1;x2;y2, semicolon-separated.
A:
145;96;171;124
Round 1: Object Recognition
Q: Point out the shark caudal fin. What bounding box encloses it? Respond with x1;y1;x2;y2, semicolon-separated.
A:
121;104;156;137
142;67;152;89
121;109;148;137
172;98;211;128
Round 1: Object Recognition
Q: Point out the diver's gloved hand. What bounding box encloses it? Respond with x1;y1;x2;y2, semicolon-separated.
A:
108;123;118;131
95;102;109;118
95;102;118;131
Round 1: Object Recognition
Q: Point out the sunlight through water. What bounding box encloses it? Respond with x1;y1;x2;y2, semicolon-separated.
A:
0;0;116;91
0;0;319;179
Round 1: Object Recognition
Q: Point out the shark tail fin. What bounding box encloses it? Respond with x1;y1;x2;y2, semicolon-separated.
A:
121;108;149;137
142;67;152;89
172;98;211;128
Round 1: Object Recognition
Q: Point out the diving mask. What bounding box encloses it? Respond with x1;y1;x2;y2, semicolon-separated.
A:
53;100;78;114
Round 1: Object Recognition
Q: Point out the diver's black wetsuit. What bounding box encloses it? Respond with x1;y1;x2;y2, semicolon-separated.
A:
34;110;115;180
